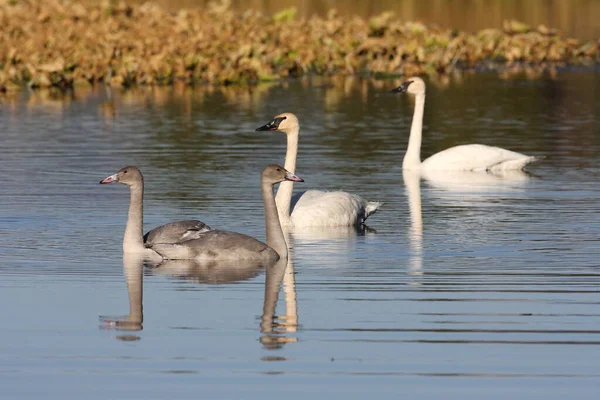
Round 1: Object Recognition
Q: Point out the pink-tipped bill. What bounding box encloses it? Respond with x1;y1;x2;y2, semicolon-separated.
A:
100;173;118;184
285;171;304;182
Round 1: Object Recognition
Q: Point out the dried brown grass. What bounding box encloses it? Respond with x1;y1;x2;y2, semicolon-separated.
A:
0;0;597;92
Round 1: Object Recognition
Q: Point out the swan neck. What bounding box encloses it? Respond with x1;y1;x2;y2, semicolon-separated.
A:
403;93;425;170
275;130;298;224
263;182;288;259
124;183;145;252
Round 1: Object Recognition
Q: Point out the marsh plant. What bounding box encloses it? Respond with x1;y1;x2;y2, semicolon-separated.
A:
0;0;597;92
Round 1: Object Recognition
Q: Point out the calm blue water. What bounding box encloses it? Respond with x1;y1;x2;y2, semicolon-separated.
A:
1;71;599;399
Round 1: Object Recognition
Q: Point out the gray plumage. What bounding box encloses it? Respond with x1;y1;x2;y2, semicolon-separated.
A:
149;230;279;263
144;220;212;244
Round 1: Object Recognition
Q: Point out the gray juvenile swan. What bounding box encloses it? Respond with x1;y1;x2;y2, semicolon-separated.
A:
148;165;303;263
100;166;212;258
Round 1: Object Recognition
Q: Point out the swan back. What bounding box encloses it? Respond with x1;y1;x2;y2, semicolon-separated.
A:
421;144;538;171
144;220;213;244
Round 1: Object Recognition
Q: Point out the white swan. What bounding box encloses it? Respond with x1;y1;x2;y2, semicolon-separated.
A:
256;113;382;227
100;166;211;260
391;77;542;172
147;165;303;263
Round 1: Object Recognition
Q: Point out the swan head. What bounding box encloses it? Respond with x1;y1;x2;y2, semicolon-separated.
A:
255;112;299;135
262;164;304;185
390;77;426;96
100;166;143;186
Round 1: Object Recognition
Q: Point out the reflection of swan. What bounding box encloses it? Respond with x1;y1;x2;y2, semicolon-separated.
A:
421;169;532;197
100;253;144;333
260;234;298;350
255;113;382;227
148;259;264;284
402;169;532;280
286;224;376;242
149;165;301;262
391;77;541;172
100;166;211;261
402;170;423;278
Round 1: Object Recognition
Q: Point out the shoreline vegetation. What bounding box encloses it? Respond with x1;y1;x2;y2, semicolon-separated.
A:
0;0;598;93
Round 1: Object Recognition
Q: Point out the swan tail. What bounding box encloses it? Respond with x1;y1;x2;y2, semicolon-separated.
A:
364;201;384;220
489;155;544;172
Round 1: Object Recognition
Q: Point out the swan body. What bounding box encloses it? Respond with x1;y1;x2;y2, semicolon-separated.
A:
150;230;278;263
391;77;541;172
256;113;382;227
421;144;540;172
289;189;380;227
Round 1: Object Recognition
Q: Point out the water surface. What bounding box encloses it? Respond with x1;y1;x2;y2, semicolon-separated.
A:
1;71;599;399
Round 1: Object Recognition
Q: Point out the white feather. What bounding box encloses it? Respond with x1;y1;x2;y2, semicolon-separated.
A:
287;189;382;227
421;144;541;172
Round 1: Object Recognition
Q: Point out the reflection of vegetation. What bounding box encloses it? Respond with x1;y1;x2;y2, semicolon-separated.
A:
0;0;597;92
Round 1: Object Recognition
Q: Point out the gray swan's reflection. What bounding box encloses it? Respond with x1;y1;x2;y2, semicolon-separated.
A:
101;255;268;342
147;258;264;284
260;231;299;350
100;253;144;335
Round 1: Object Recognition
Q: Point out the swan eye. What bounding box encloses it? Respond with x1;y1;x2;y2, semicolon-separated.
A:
277;168;281;171
123;170;128;174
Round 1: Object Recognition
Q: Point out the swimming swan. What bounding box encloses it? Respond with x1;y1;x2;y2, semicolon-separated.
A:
148;165;303;263
100;166;212;258
256;113;382;227
391;77;542;172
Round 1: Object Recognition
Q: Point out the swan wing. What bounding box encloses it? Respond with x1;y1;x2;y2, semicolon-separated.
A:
144;220;213;244
290;189;382;227
422;144;538;171
148;230;278;262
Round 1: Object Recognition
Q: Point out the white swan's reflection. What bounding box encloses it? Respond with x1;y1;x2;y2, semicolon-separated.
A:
403;170;423;280
286;224;376;241
403;168;533;282
100;253;144;336
284;225;377;270
421;169;532;199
